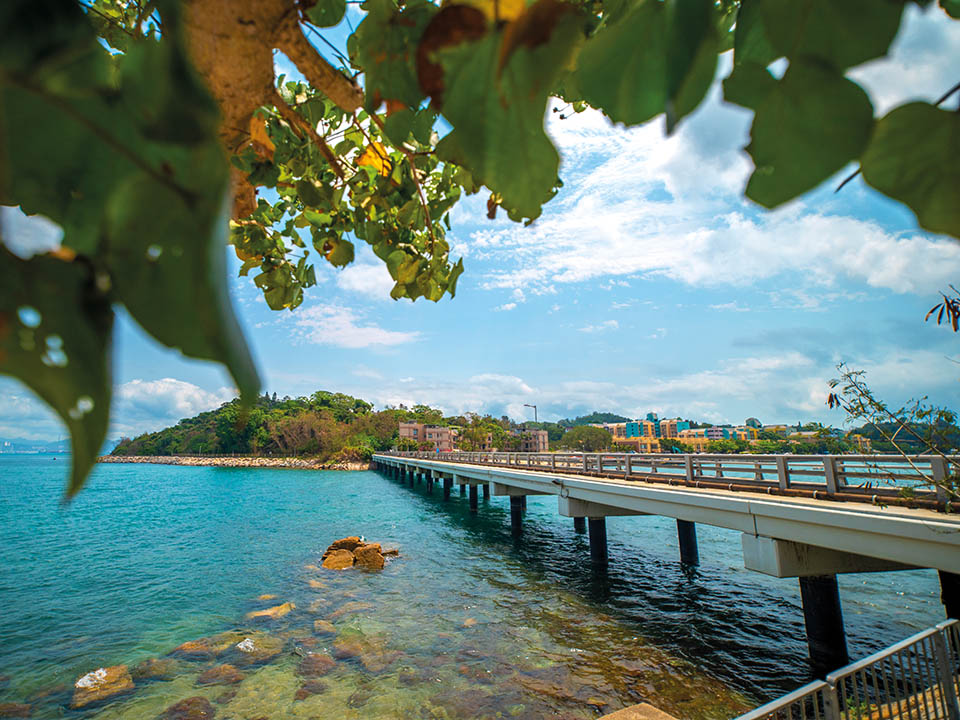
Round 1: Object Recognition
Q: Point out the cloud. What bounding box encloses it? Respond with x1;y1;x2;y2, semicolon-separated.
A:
0;208;64;258
115;379;234;428
494;302;517;312
710;302;750;312
579;320;618;333
335;262;395;299
291;305;419;348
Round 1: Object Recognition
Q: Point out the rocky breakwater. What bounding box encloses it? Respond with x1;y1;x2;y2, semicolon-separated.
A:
97;455;372;471
320;536;399;570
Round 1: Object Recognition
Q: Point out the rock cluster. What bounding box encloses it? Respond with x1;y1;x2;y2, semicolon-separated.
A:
98;456;371;471
70;665;134;709
320;537;396;570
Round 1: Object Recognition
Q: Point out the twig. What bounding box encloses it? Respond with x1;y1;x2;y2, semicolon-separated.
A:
836;80;960;193
370;115;437;252
302;23;351;67
271;88;345;179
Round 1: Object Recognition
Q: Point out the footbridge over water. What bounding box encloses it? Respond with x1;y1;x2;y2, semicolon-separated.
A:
372;451;960;675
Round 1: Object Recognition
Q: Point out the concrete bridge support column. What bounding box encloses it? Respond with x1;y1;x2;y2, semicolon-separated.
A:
510;496;524;535
482;483;490;500
443;477;452;501
588;518;608;565
521;495;527;512
469;484;479;512
426;476;433;495
460;483;466;496
677;520;699;565
798;574;849;675
408;470;415;487
573;517;586;533
940;570;960;619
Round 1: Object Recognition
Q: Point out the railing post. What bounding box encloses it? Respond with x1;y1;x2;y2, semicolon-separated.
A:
625;455;632;479
684;455;694;484
582;453;587;473
933;629;960;720
776;456;789;490
823;457;839;494
550;454;556;471
931;456;950;501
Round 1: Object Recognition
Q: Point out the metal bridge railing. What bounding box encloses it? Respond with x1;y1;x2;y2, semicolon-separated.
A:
736;620;960;720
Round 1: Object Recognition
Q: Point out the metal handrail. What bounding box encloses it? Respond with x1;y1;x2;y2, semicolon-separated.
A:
380;451;955;509
733;620;960;720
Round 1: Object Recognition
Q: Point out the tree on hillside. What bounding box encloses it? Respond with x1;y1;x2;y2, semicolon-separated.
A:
2;0;958;494
557;425;612;452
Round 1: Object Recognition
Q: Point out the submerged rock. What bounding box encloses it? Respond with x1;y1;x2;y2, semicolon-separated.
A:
256;594;277;601
327;601;373;620
196;664;244;686
245;602;295;621
133;657;181;681
321;549;355;570
70;665;134;709
294;680;328;700
296;653;335;678
307;598;329;613
332;638;363;660
307;579;327;589
213;689;237;705
313;620;336;636
230;633;284;666
0;703;31;718
382;548;400;557
159;696;216;720
171;631;246;661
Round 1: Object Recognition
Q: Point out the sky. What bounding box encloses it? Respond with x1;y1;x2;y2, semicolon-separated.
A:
2;4;960;443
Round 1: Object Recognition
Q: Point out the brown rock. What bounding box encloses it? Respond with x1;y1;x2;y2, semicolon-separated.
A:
304;564;322;572
213;689;237;705
313;620;336;636
462;618;477;628
599;703;679;720
307;598;329;613
322;537;363;557
230;633;284;666
382;548;400;556
256;594;277;601
133;657;181;681
196;664;244;686
171;631;246;660
327;601;373;620
332;638;363;660
307;579;327;589
296;653;335;678
360;648;400;673
353;545;385;570
0;703;31;718
70;665;134;709
245;602;295;621
294;680;327;700
321;549;355;570
159;696;216;720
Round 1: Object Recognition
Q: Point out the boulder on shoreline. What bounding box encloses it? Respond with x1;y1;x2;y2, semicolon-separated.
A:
321;549;355;570
319;537;389;570
97;456;372;472
70;665;134;709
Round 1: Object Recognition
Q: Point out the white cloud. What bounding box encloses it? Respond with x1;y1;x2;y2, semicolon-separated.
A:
291;305;419;348
494;302;517;312
115;379;234;427
710;302;750;312
579;320;619;333
336;262;395;299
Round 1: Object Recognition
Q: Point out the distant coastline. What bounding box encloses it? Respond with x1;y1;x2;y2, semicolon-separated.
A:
97;455;373;471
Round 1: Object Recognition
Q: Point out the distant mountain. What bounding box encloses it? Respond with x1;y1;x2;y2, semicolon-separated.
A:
0;437;70;453
558;412;631;427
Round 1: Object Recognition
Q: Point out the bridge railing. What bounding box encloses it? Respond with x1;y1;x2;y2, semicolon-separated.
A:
735;619;960;720
380;451;956;508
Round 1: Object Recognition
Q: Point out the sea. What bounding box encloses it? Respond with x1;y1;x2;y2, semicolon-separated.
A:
0;454;946;719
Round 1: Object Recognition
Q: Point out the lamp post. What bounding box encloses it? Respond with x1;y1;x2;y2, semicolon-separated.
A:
523;403;537;424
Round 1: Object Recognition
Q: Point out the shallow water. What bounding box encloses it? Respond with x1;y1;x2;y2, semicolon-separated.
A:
0;455;945;719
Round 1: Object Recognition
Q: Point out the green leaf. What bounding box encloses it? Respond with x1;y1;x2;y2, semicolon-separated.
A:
353;0;437;108
326;237;356;267
665;0;718;132
436;9;583;220
942;0;960;17
861;102;960;238
104;170;261;400
386;249;407;280
305;0;347;28
383;108;416;145
0;248;112;497
759;0;904;70
744;60;874;208
732;0;778;67
722;61;777;110
447;257;465;297
576;0;667;126
296;178;331;208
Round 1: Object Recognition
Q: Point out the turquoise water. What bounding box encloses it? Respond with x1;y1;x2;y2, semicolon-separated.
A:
0;455;945;719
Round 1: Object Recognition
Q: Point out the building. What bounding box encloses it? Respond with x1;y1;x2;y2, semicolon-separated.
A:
729;427;759;441
745;417;762;429
612;437;661;453
658;419;691;438
398;422;458;451
511;429;549;452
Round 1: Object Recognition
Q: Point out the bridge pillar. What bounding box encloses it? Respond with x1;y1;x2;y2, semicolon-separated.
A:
573;517;586;533
510;496;524;535
482;483;490;500
521;495;527;512
443;477;452;501
426;476;433;495
940;570;960;619
469;484;479;512
460;483;466;496
677;520;699;565
588;518;608;565
798;574;849;675
408;470;415;487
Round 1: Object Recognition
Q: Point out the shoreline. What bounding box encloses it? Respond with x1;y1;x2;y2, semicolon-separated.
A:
97;455;373;471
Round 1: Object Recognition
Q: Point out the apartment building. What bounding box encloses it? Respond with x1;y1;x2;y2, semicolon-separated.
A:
512;429;549;452
398;422;458;451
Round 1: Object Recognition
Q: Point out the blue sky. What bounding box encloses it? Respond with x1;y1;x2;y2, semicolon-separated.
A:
3;5;960;442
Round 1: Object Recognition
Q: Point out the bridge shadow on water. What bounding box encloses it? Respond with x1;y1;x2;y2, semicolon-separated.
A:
377;470;815;702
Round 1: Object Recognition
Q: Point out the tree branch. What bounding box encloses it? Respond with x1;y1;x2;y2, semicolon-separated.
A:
273;14;363;113
270;88;345;180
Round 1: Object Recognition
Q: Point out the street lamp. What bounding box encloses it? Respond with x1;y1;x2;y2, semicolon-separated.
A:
523;404;537;424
